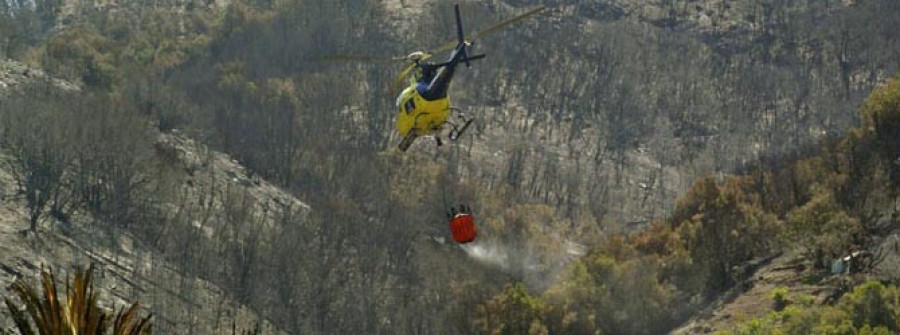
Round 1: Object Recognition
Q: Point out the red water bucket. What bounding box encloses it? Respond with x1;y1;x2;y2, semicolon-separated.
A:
450;214;477;244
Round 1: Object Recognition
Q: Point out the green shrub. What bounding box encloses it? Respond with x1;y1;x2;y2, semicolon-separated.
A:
723;281;900;334
860;78;900;152
841;281;900;331
771;287;790;311
474;283;548;335
781;192;861;269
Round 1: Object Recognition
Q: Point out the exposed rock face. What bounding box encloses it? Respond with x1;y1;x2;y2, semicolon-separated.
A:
0;60;80;93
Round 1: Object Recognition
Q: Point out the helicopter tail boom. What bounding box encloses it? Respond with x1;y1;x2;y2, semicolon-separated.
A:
436;53;484;67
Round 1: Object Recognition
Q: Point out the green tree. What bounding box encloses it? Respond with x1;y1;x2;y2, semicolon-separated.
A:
781;191;862;269
677;176;780;294
842;282;900;331
860;79;900;150
475;283;548;335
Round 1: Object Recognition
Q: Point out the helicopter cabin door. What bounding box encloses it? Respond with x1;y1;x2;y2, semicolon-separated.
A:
395;87;451;137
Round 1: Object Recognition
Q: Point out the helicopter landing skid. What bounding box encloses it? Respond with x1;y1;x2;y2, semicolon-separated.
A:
447;108;474;141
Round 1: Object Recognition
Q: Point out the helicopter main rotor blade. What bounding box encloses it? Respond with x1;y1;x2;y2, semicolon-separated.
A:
470;6;547;41
337;6;546;97
319;52;431;96
429;5;547;55
388;6;545;96
391;56;431;96
392;63;417;95
316;55;406;63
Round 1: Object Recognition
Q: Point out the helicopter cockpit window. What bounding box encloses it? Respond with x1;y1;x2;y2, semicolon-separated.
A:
404;99;416;114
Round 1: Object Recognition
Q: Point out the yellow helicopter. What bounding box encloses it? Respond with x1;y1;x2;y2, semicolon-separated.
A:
328;4;545;151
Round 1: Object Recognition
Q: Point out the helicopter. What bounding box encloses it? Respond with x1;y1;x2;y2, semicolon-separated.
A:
326;4;546;151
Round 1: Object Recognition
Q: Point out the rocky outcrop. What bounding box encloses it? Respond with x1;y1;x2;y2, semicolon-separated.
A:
0;60;80;93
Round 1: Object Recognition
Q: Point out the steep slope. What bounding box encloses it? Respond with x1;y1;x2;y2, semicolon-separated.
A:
0;57;520;334
674;228;900;334
0;153;283;333
0;60;288;333
157;0;899;332
3;0;899;333
362;0;900;231
670;77;900;333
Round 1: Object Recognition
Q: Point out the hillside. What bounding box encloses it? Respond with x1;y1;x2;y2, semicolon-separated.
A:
0;59;521;334
671;77;900;333
674;234;900;334
0;61;288;333
0;159;284;334
2;0;900;334
356;0;900;228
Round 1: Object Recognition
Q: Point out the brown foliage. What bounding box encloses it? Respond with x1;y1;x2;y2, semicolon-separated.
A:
632;220;677;256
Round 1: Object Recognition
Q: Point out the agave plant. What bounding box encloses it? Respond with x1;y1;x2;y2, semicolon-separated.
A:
2;263;152;335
